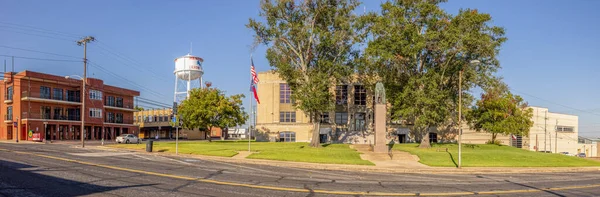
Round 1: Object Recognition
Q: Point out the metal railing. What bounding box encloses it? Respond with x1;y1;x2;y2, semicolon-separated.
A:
4;114;13;121
22;91;81;103
105;117;133;124
22;112;81;121
105;101;134;109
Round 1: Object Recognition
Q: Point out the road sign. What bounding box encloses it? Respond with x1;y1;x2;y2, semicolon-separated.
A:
28;130;33;138
172;116;176;123
13;122;17;127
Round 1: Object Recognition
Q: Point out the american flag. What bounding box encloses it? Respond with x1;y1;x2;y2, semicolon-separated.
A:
250;57;260;104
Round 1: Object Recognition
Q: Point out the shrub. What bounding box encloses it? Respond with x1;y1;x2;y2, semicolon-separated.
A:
486;140;503;145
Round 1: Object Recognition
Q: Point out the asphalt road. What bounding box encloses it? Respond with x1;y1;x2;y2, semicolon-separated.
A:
1;143;600;197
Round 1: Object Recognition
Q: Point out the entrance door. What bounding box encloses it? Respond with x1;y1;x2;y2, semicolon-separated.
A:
398;134;406;143
319;134;328;143
45;126;51;140
428;133;438;143
7;127;12;140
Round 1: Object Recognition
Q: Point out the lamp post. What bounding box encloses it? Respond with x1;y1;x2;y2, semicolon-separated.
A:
15;117;19;143
458;60;480;169
66;75;85;148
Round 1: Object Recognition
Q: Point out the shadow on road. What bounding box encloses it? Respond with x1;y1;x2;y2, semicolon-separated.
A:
503;179;566;197
0;159;157;197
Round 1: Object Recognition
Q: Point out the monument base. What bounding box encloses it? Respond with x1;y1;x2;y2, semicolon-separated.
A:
373;144;388;153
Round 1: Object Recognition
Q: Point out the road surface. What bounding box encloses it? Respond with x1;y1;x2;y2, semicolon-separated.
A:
1;143;599;197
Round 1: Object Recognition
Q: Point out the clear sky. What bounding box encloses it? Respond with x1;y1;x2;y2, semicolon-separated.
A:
1;0;599;137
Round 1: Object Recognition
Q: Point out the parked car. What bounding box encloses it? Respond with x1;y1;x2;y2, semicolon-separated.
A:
577;153;587;158
116;134;140;144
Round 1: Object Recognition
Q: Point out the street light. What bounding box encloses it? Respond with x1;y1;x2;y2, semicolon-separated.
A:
65;75;86;148
458;59;480;169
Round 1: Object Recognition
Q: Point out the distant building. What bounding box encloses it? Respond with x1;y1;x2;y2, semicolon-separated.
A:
134;108;207;140
0;70;139;141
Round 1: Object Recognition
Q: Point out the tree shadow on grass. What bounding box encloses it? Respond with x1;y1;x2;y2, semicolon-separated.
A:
447;152;458;168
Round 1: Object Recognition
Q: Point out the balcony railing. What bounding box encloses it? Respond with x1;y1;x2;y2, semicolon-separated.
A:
22;91;81;103
4;114;13;121
22;112;81;121
105;117;133;124
4;94;13;101
105;101;134;109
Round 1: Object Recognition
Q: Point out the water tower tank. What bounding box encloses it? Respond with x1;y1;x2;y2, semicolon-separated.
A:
174;54;203;81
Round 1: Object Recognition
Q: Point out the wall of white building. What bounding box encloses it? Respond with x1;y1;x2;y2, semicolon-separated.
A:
528;107;579;154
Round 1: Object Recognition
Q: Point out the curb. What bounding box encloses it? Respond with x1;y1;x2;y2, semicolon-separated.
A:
90;145;600;174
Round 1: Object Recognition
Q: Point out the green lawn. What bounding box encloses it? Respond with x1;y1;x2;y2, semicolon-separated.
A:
393;143;600;167
110;141;373;165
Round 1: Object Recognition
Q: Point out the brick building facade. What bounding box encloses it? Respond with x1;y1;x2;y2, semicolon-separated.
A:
0;70;140;142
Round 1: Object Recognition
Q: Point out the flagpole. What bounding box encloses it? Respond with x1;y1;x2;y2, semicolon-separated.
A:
249;54;252;152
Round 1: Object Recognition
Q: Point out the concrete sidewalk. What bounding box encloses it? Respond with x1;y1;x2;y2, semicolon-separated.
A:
91;145;600;174
352;144;429;168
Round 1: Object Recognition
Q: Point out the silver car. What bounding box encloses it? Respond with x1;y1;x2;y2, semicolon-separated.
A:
116;134;140;144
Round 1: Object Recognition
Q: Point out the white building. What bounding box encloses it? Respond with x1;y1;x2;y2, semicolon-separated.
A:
528;106;579;154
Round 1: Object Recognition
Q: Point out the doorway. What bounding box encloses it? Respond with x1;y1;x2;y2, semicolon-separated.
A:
428;132;438;143
397;134;406;143
319;134;328;143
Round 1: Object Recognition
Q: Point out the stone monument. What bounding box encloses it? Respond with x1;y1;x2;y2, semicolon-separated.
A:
373;82;388;153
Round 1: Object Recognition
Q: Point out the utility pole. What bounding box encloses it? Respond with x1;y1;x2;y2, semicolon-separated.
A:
544;110;547;153
555;120;558;153
458;70;462;169
77;36;95;148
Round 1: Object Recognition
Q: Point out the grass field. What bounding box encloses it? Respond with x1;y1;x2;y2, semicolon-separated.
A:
110;141;373;165
392;143;600;167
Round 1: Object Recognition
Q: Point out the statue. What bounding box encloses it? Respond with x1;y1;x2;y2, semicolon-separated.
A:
375;82;386;104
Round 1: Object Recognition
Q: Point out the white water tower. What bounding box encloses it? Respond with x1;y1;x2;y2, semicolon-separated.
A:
174;54;204;104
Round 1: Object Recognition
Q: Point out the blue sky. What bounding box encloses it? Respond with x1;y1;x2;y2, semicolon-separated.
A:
1;0;600;137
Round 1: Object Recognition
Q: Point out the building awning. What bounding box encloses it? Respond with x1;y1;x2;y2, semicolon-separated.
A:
396;127;410;135
320;128;332;134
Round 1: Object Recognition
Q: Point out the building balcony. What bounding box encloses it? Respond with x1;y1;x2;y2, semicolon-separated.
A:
105;117;134;125
4;95;13;104
4;114;13;123
21;91;81;105
22;112;81;122
104;101;136;112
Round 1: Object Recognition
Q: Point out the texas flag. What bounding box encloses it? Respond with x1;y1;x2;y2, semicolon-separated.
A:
250;57;260;104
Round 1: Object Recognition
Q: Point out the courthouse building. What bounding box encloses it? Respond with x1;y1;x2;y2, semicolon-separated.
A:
255;71;584;154
0;70;139;142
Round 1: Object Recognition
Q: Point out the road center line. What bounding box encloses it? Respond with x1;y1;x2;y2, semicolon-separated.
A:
1;148;599;196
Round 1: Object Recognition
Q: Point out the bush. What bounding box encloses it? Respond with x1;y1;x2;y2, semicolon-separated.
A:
486;140;503;145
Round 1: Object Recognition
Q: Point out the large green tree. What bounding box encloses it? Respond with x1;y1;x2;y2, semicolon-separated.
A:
467;84;534;143
178;87;248;142
359;0;506;148
247;0;361;147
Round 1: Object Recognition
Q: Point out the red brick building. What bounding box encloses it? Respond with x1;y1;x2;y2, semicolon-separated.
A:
0;70;140;142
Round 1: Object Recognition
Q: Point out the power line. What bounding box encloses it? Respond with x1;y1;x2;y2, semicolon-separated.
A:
0;45;80;59
0;22;82;38
137;101;170;109
88;61;164;98
0;25;80;39
94;41;169;82
0;55;81;62
0;28;75;42
511;88;600;118
138;97;171;106
137;98;170;107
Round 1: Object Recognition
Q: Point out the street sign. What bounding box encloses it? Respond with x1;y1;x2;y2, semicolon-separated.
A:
12;122;17;127
28;130;33;138
172;116;177;123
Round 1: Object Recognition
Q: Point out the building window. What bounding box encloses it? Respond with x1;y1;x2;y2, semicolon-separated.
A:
116;97;124;107
53;107;64;120
279;131;296;142
335;112;348;125
320;113;330;124
106;112;115;123
6;86;13;100
429;133;438;143
40;86;51;99
106;96;115;106
66;90;80;102
67;108;80;121
116;113;123;123
53;88;63;100
354;85;366;105
40;106;51;119
556;126;575;132
90;90;103;100
89;108;102;118
6;106;12;120
280;83;291;103
335;85;348;105
279;111;296;122
355;113;366;131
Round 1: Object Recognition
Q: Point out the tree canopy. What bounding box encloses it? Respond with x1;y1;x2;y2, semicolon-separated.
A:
467;84;534;143
247;0;361;147
178;87;248;141
359;0;506;148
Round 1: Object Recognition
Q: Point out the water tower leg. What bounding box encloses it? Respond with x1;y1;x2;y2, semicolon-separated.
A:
174;75;179;102
186;78;191;99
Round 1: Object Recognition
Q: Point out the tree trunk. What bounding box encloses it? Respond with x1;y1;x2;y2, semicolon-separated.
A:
207;127;212;142
310;112;322;148
492;133;497;143
418;127;431;148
